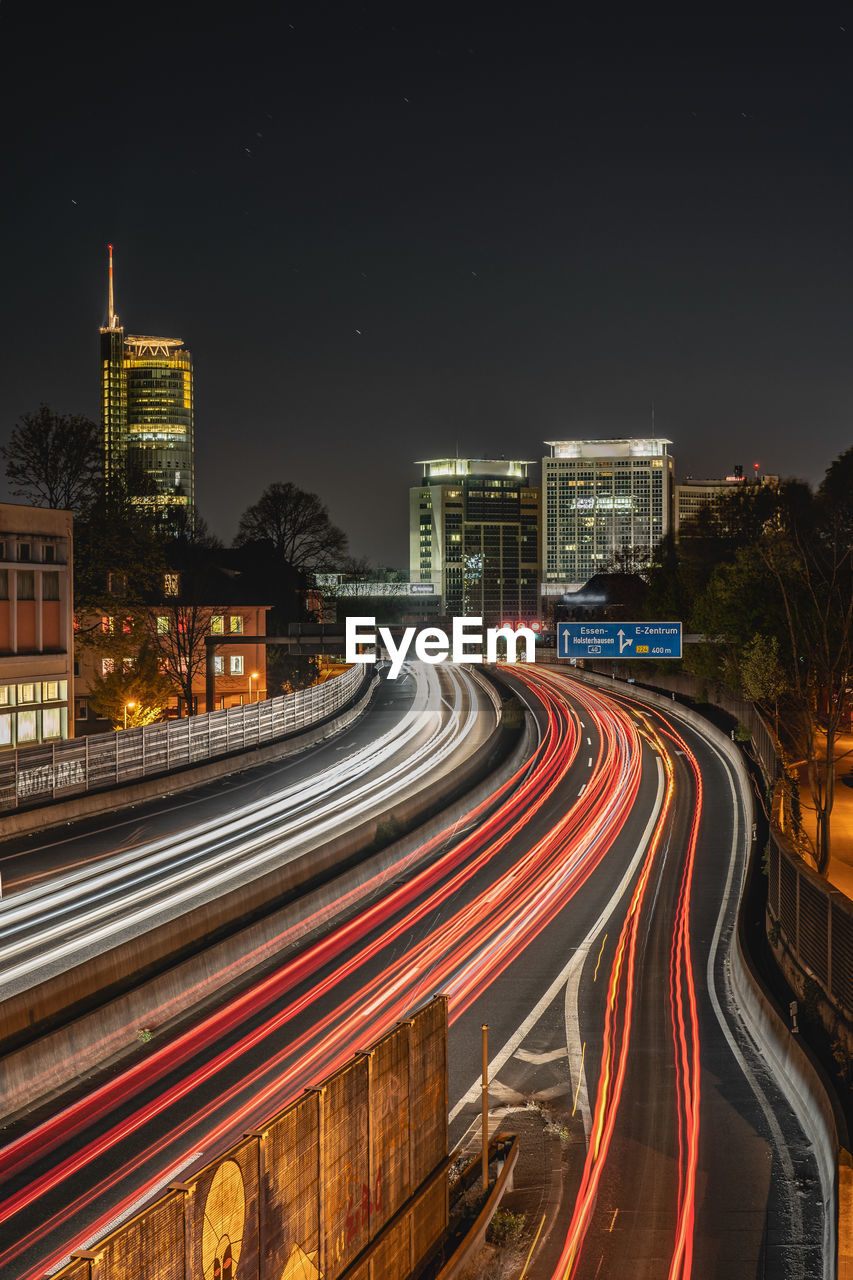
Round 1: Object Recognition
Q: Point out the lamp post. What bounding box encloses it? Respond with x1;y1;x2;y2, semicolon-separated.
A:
124;700;137;731
249;672;259;703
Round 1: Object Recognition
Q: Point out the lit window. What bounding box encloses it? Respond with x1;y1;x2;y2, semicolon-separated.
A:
213;656;224;675
42;681;60;701
210;615;224;634
102;658;115;675
42;707;61;739
17;683;37;703
0;686;11;706
230;655;244;675
156;616;169;634
229;615;244;634
0;716;11;746
164;573;179;597
17;710;37;743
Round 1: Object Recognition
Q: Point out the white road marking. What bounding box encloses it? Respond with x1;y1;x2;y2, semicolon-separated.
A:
515;1047;568;1064
563;758;665;1138
699;729;806;1273
449;761;665;1126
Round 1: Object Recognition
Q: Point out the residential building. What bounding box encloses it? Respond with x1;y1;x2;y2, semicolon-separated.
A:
0;504;73;749
100;245;195;523
75;558;269;730
410;459;540;624
542;438;674;592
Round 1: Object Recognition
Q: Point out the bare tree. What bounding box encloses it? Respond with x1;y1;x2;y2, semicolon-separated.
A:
149;602;216;715
2;404;102;513
235;482;347;573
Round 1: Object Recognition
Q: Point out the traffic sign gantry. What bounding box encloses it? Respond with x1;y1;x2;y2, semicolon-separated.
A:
557;621;682;660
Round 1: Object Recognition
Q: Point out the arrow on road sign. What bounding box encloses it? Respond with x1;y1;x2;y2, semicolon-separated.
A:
617;629;633;654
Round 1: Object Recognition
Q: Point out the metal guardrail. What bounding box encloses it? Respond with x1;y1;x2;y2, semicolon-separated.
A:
0;663;366;814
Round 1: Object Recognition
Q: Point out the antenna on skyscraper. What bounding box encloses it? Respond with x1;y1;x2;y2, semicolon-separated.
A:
651;402;655;433
108;243;118;329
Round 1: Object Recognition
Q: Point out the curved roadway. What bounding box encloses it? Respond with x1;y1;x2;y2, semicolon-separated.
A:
0;665;824;1280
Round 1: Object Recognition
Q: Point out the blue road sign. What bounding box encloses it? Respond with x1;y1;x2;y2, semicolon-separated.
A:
557;621;682;660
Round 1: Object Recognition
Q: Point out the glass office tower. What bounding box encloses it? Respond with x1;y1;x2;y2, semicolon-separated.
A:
99;247;195;524
410;459;541;624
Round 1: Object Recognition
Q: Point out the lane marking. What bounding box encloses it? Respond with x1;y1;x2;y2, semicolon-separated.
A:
515;1047;568;1065
563;756;666;1138
449;758;665;1126
572;1042;586;1116
587;756;593;767
593;934;607;982
578;783;587;798
519;1212;547;1279
698;728;805;1271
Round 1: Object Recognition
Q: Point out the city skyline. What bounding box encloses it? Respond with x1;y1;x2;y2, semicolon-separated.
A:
1;4;851;566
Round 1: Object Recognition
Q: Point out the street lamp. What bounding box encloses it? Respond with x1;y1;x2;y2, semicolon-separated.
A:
124;700;137;730
249;672;259;703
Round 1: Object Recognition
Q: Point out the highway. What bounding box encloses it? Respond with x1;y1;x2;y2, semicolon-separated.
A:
0;661;496;1004
0;666;823;1279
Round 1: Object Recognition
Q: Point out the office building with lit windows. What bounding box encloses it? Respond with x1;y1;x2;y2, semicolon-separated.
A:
542;438;674;592
0;504;73;749
410;459;541;624
100;246;195;522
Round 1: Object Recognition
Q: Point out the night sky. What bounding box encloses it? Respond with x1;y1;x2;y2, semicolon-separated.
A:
1;2;852;564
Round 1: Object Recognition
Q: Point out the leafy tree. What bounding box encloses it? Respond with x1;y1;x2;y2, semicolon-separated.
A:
87;645;173;729
739;633;789;734
268;653;321;697
235;482;348;574
2;404;102;513
685;469;853;874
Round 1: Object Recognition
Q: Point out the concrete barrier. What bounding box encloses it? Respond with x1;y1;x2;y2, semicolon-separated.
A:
0;687;537;1121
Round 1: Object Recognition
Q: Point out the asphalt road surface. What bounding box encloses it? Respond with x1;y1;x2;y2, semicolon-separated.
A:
0;667;823;1279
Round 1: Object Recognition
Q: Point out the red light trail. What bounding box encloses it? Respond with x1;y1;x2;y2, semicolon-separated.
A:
547;696;705;1280
0;671;674;1279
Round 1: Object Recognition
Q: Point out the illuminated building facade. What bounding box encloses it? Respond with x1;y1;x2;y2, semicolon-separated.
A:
0;504;74;749
410;459;541;624
542;438;674;590
100;246;195;522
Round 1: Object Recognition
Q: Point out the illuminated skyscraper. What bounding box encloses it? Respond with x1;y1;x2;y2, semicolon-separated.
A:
542;438;674;589
410;459;541;623
99;246;195;522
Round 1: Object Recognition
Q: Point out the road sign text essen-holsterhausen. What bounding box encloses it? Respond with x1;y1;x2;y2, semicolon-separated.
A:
557;621;682;660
